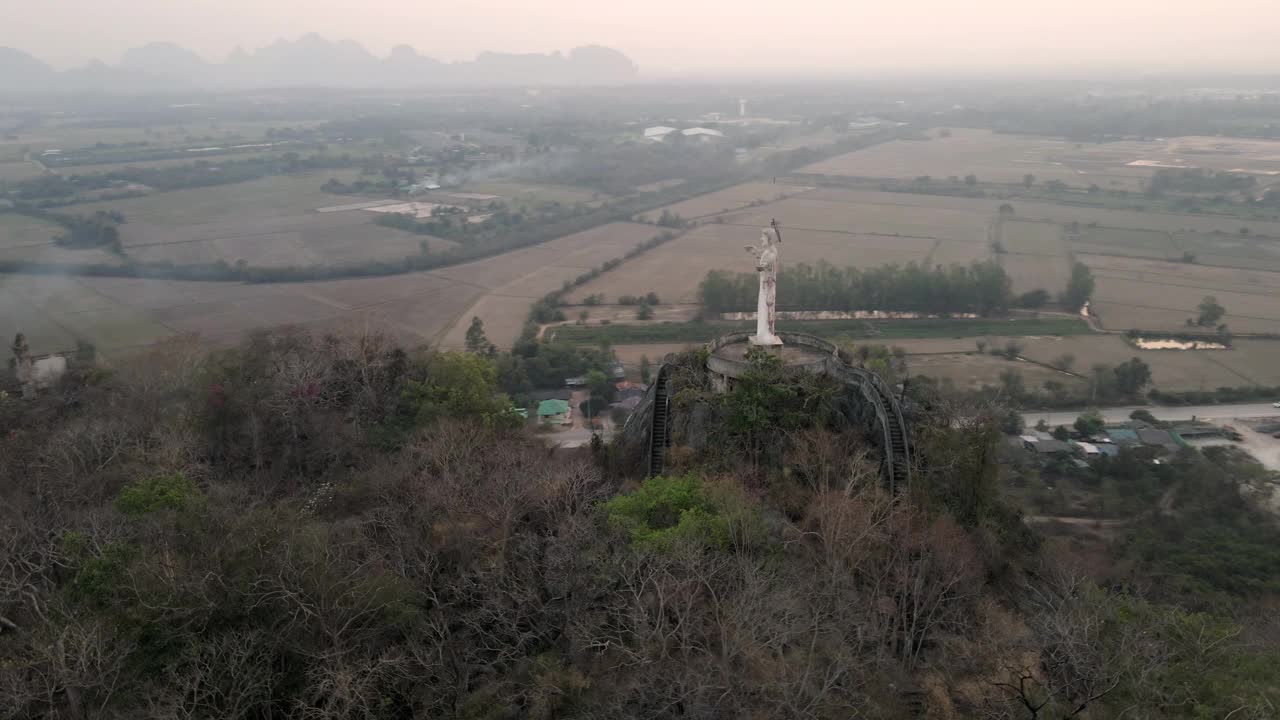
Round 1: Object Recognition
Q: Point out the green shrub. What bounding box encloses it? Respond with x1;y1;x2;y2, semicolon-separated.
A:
115;472;203;516
604;474;765;552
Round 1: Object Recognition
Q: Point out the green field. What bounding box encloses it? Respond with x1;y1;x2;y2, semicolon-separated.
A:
549;316;1093;345
72;171;367;224
463;181;608;206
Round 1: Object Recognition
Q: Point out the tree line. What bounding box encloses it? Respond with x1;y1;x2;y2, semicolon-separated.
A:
700;259;1015;316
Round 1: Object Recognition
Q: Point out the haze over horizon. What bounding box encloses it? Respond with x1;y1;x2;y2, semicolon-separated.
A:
4;0;1279;77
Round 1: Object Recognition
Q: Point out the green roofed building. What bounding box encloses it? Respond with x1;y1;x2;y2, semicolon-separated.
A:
537;399;571;425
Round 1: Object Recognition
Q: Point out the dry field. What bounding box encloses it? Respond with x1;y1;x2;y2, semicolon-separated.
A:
786;188;1280;281
0;212;127;266
0;214;62;249
1210;340;1280;385
888;333;1280;391
74;172;365;225
799;129;1152;190
884;334;1253;392
727;194;990;243
573;188;1003;306
612;343;702;368
1071;227;1177;261
76;272;484;352
636;182;812;223
800;130;1280;191
997;220;1070;294
434;222;665;350
1169;231;1280;273
53;153;281;176
0;274;175;356
1153;136;1280;176
38;221;668;357
566;222;938;305
0;161;45;182
64;172;463;268
909;353;1085;392
1080;254;1280;333
121;211;454;267
1013;335;1267;390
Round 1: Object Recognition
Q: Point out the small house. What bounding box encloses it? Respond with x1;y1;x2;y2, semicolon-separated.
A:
1029;439;1073;456
1104;427;1140;446
1095;443;1120;458
1073;441;1101;458
537;399;572;425
1137;428;1182;453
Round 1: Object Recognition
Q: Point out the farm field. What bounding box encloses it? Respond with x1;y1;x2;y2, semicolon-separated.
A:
73;172;366;225
566;222;939;304
574;187;1002;305
66;272;483;354
122;212;454;267
0;120;324;163
0;213;63;249
2;266;490;359
1013;335;1270;390
1169;231;1280;273
431;222;666;350
1071;227;1177;261
612;343;701;369
997;220;1070;294
1080;254;1280;333
799;187;1280;238
800;130;1280;192
635;181;812;222
727;194;991;242
52;152;281;175
909;353;1083;392
0;161;45;182
462;181;606;206
0;274;173;356
798;128;1154;190
1210;340;1280;386
60;171;466;268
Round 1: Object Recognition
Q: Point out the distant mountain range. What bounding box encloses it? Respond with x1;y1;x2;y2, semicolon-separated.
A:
0;35;639;92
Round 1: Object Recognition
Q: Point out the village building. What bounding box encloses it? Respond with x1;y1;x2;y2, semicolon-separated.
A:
537;399;572;425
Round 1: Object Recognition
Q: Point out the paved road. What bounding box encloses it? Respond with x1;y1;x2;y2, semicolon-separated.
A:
1023;402;1280;428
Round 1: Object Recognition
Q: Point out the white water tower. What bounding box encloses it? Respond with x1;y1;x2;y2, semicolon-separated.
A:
738;98;747;117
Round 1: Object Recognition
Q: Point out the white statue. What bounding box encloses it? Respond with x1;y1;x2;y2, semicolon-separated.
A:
744;222;783;347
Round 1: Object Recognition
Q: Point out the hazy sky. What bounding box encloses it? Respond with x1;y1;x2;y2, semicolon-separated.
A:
4;0;1277;75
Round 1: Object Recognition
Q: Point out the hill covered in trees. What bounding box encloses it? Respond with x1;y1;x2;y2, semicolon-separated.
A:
1;330;1277;718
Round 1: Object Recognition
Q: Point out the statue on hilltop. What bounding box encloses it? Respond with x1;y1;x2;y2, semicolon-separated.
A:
744;220;783;347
